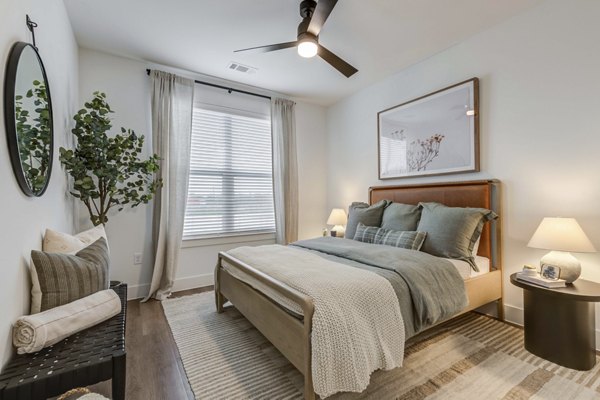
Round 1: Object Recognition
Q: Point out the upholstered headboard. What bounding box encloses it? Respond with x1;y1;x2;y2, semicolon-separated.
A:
369;180;501;270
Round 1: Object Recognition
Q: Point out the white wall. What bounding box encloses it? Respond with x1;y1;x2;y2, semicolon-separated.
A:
0;0;79;365
325;0;600;341
78;48;328;298
296;102;328;240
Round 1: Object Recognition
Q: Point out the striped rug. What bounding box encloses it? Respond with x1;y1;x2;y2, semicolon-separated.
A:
162;292;600;400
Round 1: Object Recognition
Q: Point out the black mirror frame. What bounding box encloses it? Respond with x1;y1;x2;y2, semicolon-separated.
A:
4;41;54;197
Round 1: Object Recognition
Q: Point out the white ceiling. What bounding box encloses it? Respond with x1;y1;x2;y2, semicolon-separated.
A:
63;0;544;106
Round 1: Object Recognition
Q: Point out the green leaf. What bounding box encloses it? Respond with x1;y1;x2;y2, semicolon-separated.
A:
59;91;161;226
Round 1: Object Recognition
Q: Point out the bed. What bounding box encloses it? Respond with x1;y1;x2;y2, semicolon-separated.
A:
215;180;502;399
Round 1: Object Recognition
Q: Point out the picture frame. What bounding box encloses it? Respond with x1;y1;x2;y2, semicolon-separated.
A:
377;78;480;179
541;264;561;280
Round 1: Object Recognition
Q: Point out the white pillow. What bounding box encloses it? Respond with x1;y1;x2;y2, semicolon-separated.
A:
42;225;108;254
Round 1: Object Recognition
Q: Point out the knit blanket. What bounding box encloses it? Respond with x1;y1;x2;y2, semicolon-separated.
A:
225;245;405;398
293;237;468;335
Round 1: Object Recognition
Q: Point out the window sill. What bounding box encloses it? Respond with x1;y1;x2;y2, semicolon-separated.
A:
181;232;276;248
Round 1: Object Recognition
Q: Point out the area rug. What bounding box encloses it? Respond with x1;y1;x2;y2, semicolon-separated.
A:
162;292;600;400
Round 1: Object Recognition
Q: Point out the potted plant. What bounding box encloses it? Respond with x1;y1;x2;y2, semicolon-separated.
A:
60;92;161;226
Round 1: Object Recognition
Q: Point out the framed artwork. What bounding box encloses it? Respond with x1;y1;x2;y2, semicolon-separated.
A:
377;78;479;179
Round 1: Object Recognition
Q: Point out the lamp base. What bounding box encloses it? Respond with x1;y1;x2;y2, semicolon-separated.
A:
331;225;345;238
540;251;581;283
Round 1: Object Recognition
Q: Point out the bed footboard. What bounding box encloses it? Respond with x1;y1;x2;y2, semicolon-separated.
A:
215;252;316;400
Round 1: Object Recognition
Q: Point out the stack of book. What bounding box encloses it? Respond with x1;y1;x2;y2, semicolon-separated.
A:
516;271;566;288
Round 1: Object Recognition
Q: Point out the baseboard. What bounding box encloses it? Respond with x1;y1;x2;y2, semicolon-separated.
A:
126;273;213;300
503;304;524;326
504;303;600;351
172;273;214;293
127;283;150;300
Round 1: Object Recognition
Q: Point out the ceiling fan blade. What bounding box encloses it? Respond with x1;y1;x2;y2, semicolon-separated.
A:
307;0;338;36
317;45;358;78
234;41;297;53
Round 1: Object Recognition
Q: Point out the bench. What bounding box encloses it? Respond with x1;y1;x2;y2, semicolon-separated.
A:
0;282;127;400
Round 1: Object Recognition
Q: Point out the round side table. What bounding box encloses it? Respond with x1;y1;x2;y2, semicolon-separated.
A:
510;273;600;370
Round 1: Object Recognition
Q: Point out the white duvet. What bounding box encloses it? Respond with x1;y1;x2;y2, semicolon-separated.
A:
225;244;405;398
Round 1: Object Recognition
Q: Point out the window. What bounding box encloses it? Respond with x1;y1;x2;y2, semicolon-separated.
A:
183;102;275;240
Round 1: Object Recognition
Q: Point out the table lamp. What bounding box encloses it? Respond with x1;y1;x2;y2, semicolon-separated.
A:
327;208;347;237
527;217;596;283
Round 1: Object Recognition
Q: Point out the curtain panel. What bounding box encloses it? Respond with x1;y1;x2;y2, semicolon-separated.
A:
143;70;194;301
271;98;299;244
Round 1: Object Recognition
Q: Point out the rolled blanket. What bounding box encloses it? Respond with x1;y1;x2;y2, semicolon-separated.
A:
13;289;121;354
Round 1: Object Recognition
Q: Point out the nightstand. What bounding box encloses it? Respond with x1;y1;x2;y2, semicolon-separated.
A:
510;273;600;370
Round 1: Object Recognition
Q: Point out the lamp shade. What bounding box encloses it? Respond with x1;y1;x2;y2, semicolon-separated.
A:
527;217;596;253
327;208;347;226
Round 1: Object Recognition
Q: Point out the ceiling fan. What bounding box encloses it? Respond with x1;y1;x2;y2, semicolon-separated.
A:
234;0;358;78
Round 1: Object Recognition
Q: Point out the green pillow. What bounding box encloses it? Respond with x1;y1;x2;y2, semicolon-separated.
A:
417;202;497;271
381;202;421;231
344;200;388;239
353;222;427;250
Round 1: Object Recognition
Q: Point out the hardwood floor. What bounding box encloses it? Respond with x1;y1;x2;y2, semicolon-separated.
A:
90;286;212;400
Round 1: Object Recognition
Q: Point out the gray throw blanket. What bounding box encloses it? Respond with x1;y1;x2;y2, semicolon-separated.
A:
292;237;468;336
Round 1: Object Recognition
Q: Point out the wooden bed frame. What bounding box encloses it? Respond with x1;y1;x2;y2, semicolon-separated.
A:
215;180;502;400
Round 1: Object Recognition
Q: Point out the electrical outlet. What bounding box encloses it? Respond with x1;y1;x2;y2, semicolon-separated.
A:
133;252;142;265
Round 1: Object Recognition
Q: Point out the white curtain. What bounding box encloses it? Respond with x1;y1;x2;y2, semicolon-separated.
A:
143;70;194;301
271;98;298;244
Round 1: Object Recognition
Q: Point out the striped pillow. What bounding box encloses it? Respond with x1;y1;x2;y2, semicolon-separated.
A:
30;237;110;313
353;222;427;251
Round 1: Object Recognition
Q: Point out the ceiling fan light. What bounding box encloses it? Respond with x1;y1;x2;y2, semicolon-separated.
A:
298;40;318;58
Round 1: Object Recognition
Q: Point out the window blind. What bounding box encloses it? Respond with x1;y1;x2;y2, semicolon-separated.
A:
183;107;275;239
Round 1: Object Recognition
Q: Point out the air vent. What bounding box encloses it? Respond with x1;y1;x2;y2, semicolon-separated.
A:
227;62;257;74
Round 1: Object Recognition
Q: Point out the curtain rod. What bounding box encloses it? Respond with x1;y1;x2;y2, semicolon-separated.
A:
146;69;271;101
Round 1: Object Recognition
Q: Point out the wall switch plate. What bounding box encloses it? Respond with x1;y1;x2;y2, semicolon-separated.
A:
133;252;142;265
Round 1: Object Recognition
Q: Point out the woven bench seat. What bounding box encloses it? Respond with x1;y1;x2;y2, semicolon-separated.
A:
0;282;127;400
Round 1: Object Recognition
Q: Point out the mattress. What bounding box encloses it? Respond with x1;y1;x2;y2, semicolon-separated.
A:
446;256;490;279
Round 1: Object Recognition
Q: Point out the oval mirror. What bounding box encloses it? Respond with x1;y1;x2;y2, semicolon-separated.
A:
4;42;53;197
